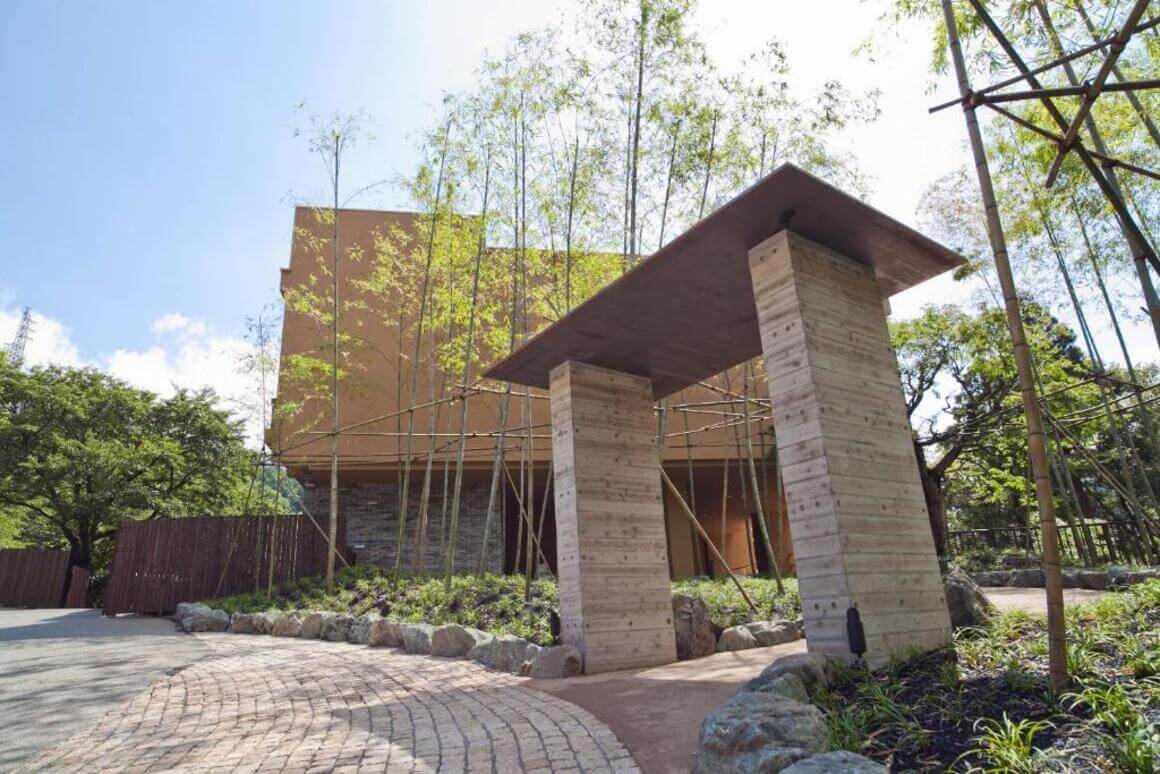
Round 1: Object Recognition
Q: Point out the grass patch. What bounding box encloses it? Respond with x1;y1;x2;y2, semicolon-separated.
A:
815;579;1160;772
203;566;799;646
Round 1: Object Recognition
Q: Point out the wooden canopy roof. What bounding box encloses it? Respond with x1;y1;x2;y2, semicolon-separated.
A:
485;163;963;399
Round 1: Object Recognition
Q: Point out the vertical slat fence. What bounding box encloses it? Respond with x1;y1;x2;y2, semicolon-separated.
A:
103;515;347;616
0;548;71;608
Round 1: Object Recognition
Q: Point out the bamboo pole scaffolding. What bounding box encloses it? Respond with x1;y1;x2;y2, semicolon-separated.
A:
661;468;758;615
927;16;1160;113
942;0;1068;693
1042;0;1151;188
962;0;1160;342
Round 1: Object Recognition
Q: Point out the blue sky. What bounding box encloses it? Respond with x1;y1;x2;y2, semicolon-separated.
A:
2;1;1155;441
1;1;557;356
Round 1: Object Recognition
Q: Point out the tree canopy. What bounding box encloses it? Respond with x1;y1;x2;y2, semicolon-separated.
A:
893;302;1159;564
0;354;283;570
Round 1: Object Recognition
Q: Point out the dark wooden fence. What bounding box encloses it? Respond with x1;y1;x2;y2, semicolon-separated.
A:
948;519;1157;566
103;514;348;616
0;548;73;608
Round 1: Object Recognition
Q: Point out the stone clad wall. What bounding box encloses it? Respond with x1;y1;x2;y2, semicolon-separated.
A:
302;478;502;574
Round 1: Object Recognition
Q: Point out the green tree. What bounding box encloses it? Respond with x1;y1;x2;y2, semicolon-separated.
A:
893;301;1160;561
0;354;277;571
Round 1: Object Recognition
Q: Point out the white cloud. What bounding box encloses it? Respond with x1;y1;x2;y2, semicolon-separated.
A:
150;312;208;337
0;306;84;368
2;301;270;448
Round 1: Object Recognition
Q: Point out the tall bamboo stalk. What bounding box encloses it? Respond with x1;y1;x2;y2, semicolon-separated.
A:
698;111;718;220
658;117;681;249
741;364;782;591
565;133;580;310
1071;200;1157;443
679;392;703;575
479;385;511;573
444;149;492;591
627;1;647;265
943;0;1068;693
326;136;342;593
395;120;453;576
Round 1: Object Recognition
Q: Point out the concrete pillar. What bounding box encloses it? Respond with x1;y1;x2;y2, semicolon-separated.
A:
749;229;952;666
549;360;677;673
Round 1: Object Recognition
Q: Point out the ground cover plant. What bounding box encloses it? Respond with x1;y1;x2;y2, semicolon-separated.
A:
672;576;800;628
815;580;1160;772
204;568;799;646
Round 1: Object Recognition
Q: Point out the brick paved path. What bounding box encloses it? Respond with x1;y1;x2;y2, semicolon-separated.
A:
30;635;637;773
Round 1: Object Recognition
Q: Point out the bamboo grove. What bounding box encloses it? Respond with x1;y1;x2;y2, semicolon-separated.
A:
267;0;1159;628
271;0;879;591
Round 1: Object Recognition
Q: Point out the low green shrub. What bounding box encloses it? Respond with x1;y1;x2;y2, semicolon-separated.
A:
671;575;799;627
960;715;1054;773
205;568;559;644
204;567;799;645
817;579;1160;771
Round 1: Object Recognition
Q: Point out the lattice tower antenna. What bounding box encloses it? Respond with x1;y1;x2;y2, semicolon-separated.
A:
5;307;33;367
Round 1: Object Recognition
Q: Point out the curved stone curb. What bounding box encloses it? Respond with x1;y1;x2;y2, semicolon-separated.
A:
179;605;585;679
181;601;804;679
32;635;639;772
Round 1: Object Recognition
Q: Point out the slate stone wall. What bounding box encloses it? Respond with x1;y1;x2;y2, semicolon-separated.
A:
302;476;503;574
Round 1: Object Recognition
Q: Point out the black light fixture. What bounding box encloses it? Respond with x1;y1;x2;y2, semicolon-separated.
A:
846;606;867;659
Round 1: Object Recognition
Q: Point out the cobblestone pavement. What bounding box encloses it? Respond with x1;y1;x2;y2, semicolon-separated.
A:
29;635;638;773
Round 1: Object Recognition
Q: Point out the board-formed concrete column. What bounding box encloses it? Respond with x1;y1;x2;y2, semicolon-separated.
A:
549;360;677;673
749;229;952;666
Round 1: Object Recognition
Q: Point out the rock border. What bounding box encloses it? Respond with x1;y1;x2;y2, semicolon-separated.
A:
971;565;1159;590
171;605;583;679
174;592;804;678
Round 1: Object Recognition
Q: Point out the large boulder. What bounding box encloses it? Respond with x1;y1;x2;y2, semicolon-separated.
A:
174;602;200;622
673;593;717;660
1007;568;1045;587
271;611;305;637
230;612;259;634
782;751;887;773
970;570;1011;587
530;645;582;679
252;612;276;634
368;618;405;648
718;625;760;652
518;644;542;676
1073;569;1106;590
692;691;825;774
745;653;836;695
179;604;230;633
740;672;809;704
469;634;537;673
1108;566;1159;588
943;567;993;629
300;611;331;639
348;613;381;645
401;623;435;654
746;620;804;647
321;614;354;642
430;625;491;658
